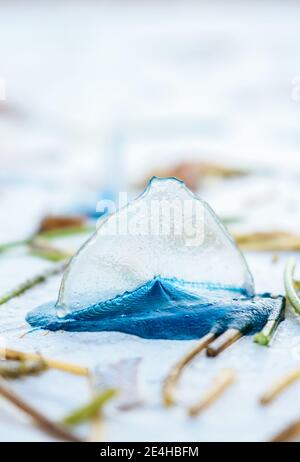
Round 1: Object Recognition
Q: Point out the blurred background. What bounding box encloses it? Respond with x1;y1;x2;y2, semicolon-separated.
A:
1;0;300;241
1;1;300;442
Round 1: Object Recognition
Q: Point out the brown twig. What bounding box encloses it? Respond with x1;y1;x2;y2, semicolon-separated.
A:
234;231;300;251
270;419;300;442
206;329;242;357
0;377;81;442
188;368;236;417
162;333;215;407
0;348;89;377
38;216;86;234
260;369;300;406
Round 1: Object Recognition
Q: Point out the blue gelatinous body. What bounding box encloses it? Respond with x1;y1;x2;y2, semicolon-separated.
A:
26;278;285;340
26;178;285;339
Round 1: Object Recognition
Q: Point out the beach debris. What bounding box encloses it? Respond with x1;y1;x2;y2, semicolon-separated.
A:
0;348;89;377
0;263;66;306
234;231;300;251
62;389;117;427
260;368;300;406
29;238;72;262
163;333;215;407
38;215;86;234
163;296;285;405
188;368;236;417
0;359;48;379
0;239;28;255
206;328;242;357
162;330;239;408
0;215;93;258
0;377;81;442
270;419;300;442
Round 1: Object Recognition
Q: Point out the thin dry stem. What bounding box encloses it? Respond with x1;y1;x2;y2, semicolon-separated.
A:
260;369;300;406
234;231;300;251
0;377;81;442
206;329;242;357
1;348;89;377
270;419;300;442
188;368;236;417
162;333;215;407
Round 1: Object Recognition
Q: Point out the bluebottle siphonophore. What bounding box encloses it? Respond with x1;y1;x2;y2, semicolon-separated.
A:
27;177;285;339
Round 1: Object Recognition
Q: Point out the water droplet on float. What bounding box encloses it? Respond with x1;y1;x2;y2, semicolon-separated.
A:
56;303;69;318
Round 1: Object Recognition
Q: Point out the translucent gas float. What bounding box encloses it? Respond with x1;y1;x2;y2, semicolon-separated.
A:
27;177;285;340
